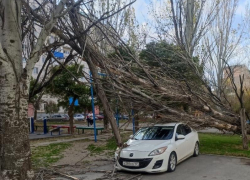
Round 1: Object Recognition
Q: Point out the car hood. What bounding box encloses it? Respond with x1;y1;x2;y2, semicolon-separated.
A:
123;139;171;152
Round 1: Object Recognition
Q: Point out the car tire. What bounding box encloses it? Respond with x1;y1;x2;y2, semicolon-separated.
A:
193;142;199;157
167;152;177;172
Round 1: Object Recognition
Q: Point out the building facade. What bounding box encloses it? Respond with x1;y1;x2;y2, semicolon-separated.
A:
223;65;250;94
25;34;91;118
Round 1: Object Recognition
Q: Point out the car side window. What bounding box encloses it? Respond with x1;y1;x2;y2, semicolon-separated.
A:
184;125;191;135
176;125;187;136
176;125;183;135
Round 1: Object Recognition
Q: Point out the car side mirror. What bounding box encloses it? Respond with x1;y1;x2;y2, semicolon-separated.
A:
177;134;185;140
129;135;133;139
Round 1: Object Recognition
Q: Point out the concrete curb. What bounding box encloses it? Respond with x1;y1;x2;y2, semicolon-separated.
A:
201;153;250;160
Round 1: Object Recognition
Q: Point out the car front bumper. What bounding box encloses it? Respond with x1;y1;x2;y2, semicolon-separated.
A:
115;153;169;173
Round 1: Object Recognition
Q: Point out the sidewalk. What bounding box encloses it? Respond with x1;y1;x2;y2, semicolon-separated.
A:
30;133;113;147
29;123;105;140
29;133;70;140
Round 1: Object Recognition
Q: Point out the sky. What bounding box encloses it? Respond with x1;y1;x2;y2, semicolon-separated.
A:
132;0;248;24
131;0;250;66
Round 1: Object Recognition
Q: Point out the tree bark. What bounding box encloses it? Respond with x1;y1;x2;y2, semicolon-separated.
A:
0;1;34;179
240;108;248;150
87;54;122;146
103;109;109;131
33;93;43;120
0;0;76;178
185;0;194;56
34;109;37;120
134;113;140;132
84;108;87;121
68;97;76;134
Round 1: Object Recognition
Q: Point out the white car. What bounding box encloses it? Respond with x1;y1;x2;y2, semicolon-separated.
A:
74;114;85;121
115;123;199;173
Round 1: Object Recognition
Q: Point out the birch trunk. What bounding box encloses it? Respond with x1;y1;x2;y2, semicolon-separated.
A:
0;1;34;179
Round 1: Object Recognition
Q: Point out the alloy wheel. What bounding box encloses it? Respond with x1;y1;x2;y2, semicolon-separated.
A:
170;153;176;170
195;143;199;155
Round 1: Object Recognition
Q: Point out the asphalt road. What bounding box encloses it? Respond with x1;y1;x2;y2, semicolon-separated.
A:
119;155;250;180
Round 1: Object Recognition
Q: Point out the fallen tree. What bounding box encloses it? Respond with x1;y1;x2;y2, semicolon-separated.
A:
29;0;246;146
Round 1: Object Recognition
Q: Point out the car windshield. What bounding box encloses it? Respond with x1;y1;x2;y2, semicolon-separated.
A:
133;126;175;140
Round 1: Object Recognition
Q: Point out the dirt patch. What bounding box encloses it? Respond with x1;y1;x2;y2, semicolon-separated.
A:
54;140;106;166
34;131;133;179
240;158;250;166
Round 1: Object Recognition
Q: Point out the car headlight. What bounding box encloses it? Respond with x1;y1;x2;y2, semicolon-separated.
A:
148;147;168;156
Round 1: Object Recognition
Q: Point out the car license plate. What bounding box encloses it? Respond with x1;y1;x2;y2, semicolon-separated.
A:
123;161;139;167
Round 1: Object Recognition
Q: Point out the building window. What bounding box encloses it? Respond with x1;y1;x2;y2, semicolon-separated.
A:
33;67;38;74
49;36;55;44
42;56;46;63
22;44;27;50
64;50;70;54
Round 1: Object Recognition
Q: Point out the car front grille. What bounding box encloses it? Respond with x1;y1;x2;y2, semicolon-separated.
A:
118;158;153;169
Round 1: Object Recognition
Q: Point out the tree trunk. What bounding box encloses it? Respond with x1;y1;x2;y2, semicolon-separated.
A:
84;108;87;121
240;108;248;150
33;101;39;121
0;1;34;179
103;109;109;131
185;0;194;56
34;109;37;120
134;113;140;132
68;97;76;134
0;76;33;180
33;94;43;120
87;55;122;146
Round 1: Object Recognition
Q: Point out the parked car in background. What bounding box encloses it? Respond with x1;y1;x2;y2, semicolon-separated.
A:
37;116;50;121
74;114;85;121
49;114;69;121
114;114;129;120
115;123;199;173
64;114;69;118
96;114;104;120
64;114;77;121
87;113;104;120
122;115;129;120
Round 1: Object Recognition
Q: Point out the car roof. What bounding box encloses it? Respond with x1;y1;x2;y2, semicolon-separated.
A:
154;123;179;127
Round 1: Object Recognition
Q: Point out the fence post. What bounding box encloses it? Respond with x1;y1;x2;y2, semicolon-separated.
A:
30;117;34;133
43;118;48;134
90;71;97;142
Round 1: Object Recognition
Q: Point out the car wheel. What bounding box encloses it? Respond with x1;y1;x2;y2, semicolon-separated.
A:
167;152;177;172
193;142;199;157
